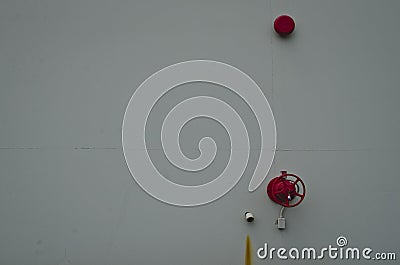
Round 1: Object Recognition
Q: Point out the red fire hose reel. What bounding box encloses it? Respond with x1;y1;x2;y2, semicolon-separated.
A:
267;170;306;207
267;171;306;229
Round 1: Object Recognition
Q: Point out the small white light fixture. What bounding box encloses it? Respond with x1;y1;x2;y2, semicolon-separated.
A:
245;212;254;222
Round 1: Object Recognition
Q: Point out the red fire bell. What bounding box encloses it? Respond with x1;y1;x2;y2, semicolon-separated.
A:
274;15;295;36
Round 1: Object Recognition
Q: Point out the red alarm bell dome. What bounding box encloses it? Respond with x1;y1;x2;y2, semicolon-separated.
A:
274;15;295;36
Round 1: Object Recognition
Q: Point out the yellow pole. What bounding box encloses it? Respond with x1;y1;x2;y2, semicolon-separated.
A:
245;235;252;265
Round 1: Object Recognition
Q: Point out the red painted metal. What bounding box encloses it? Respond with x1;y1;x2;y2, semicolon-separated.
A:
267;171;305;207
274;15;295;36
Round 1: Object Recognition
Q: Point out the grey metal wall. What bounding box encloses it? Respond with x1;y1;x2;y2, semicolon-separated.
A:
1;0;399;264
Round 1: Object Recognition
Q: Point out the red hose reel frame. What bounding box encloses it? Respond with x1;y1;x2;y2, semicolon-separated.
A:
267;171;306;207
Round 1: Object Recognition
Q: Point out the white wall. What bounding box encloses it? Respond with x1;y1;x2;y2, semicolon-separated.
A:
0;0;399;264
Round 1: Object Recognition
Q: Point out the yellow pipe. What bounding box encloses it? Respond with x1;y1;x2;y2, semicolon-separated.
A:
245;235;252;265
